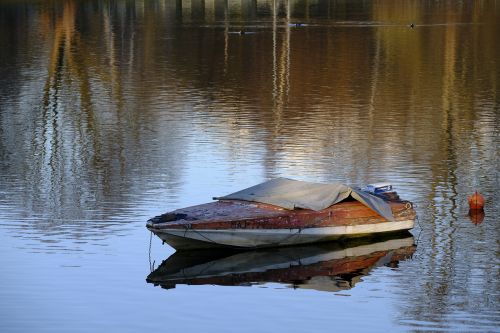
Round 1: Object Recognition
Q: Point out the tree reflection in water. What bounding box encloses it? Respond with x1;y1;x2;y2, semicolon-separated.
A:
0;1;498;331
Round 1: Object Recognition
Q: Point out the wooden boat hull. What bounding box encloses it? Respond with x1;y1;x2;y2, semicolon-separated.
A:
147;199;416;250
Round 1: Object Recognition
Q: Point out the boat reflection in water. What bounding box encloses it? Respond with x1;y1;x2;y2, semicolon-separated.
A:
147;232;416;292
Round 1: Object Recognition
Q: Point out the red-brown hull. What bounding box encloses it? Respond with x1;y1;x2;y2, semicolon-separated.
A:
147;199;416;249
148;199;416;231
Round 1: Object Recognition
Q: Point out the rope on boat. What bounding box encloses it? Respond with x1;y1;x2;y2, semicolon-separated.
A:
183;224;219;245
148;231;155;272
269;215;328;247
415;214;422;230
268;227;304;247
413;216;423;258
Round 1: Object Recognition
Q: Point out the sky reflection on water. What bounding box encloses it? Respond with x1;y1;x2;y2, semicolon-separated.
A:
0;0;499;332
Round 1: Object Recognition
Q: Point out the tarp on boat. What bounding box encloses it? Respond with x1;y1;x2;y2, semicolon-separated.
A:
216;178;395;221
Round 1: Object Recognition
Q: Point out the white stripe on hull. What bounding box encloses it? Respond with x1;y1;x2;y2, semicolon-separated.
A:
150;219;415;250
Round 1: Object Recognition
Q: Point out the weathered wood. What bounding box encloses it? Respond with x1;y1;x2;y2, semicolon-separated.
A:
149;199;416;230
147;196;416;249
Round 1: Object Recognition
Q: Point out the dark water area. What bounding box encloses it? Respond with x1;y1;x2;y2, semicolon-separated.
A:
0;0;499;332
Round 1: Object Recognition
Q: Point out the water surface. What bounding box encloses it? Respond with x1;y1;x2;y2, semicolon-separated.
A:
0;0;499;332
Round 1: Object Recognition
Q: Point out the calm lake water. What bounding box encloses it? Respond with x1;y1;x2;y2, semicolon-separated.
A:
0;0;499;332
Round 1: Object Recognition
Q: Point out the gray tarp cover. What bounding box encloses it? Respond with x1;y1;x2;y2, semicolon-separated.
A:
217;178;395;221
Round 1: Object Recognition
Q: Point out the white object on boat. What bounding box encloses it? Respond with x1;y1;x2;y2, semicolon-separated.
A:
364;183;393;194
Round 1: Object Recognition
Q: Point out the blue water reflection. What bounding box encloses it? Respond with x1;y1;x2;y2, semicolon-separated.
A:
0;0;498;332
